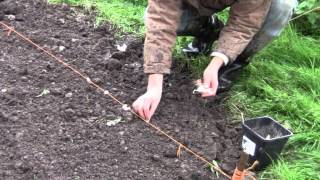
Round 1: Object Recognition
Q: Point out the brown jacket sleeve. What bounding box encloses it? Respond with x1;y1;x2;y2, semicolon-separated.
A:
215;0;272;63
143;0;182;74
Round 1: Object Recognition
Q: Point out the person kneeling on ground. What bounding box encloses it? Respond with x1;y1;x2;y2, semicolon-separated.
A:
133;0;297;121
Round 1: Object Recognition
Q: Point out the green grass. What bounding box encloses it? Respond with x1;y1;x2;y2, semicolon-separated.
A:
48;0;320;179
49;0;145;34
229;27;320;180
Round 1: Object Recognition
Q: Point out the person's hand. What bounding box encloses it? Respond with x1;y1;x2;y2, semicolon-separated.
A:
132;74;163;121
132;88;162;121
201;57;224;97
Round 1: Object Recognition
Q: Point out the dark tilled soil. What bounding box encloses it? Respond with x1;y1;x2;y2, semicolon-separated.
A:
0;0;242;179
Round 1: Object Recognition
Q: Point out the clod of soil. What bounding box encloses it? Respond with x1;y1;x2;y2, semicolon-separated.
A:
0;0;242;179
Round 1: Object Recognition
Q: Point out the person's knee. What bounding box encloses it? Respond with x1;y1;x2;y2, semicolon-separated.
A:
263;0;298;37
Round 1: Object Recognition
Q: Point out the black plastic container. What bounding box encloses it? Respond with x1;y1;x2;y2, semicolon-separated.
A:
242;116;293;170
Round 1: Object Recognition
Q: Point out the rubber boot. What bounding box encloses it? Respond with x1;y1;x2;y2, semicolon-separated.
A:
217;59;249;94
182;15;224;55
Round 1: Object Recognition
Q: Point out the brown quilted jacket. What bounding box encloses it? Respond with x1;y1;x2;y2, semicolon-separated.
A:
143;0;272;74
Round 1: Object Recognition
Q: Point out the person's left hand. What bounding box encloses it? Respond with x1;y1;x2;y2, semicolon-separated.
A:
201;57;224;97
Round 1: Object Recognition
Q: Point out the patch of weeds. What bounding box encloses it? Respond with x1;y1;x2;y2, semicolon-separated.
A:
36;89;50;97
208;160;220;178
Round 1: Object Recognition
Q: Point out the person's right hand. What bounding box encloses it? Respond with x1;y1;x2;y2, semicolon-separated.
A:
132;74;163;121
132;88;162;121
201;57;224;97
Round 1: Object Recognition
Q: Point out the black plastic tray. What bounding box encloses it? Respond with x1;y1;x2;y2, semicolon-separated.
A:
242;116;293;170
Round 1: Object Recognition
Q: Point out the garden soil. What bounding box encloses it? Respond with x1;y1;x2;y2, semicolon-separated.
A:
0;0;242;179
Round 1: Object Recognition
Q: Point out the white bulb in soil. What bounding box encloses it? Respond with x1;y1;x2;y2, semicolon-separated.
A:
122;104;131;111
104;90;110;95
86;77;92;84
116;44;127;52
193;85;213;94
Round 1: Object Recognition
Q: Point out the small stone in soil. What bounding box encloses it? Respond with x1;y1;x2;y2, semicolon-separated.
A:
151;154;161;162
128;62;141;69
106;58;122;70
71;38;78;42
225;128;238;138
65;92;73;98
46;64;54;70
211;131;219;138
65;108;75;115
111;52;125;60
120;140;125;145
111;87;118;92
59;18;65;24
123;111;133;121
206;143;218;159
203;136;213;144
15;131;24;139
14;14;24;21
216;121;225;132
14;161;31;173
51;88;63;95
163;152;177;159
0;111;10;121
165;92;175;99
189;172;210;180
92;77;102;85
220;161;235;174
18;68;28;76
20;76;28;82
180;163;190;173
